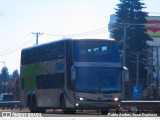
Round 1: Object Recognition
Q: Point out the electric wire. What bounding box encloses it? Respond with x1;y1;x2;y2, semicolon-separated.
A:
0;27;108;56
65;27;107;37
44;27;107;38
0;38;34;56
0;35;34;56
148;12;160;14
0;33;31;54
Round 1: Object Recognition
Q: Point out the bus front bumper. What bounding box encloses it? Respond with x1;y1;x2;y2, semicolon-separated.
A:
75;100;120;110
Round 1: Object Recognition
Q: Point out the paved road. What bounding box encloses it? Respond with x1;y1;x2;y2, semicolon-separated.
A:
0;108;108;117
0;108;159;117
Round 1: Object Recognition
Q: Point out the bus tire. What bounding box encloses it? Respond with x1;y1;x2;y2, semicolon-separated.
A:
29;95;39;113
60;95;76;114
101;110;109;114
116;109;119;114
41;110;46;113
60;95;68;113
27;94;31;107
39;108;46;113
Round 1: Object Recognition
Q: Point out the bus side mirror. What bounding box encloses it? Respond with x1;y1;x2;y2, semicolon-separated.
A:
123;66;129;82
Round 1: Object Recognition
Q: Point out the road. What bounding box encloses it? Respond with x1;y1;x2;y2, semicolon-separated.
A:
0;108;109;117
0;108;159;117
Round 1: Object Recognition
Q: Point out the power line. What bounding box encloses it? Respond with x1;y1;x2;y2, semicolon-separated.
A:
0;27;108;56
43;33;64;37
0;33;31;54
148;12;160;14
0;40;32;56
0;37;34;56
65;27;107;37
44;27;107;38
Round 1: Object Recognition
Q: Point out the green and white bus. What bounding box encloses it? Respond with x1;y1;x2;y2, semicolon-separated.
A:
20;39;129;114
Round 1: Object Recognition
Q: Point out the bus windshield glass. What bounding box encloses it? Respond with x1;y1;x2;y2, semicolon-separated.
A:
73;40;120;62
75;68;122;92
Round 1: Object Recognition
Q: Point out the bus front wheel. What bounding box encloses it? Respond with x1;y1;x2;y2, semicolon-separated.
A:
60;95;68;113
101;110;109;114
60;95;76;114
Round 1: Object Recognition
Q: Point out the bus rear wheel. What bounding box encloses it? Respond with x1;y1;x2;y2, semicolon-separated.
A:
28;95;39;113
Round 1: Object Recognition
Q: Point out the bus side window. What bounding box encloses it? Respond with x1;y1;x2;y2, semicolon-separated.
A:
21;50;28;65
94;47;99;52
57;42;65;59
102;46;107;52
88;49;92;52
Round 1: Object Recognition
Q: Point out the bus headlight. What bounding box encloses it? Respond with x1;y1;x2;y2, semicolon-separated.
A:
76;96;88;101
76;103;79;106
114;97;119;101
80;97;84;101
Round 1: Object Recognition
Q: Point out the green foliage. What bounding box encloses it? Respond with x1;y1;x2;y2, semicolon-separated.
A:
0;66;10;83
111;0;152;82
0;66;19;93
11;70;19;82
0;66;10;93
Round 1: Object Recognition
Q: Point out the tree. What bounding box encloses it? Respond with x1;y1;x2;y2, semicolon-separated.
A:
11;70;19;83
11;70;19;100
111;0;152;84
0;66;10;93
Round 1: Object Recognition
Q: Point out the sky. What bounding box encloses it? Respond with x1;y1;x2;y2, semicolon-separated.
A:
0;0;159;74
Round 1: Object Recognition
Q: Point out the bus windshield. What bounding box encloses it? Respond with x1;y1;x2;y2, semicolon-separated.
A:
73;40;120;62
75;67;122;93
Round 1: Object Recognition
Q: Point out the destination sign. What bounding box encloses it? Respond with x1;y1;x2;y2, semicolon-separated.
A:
74;62;121;67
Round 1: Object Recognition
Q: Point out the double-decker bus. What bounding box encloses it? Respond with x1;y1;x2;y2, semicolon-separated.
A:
20;38;129;114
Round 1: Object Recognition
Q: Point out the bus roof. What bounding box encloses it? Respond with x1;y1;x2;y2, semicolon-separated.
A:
21;38;117;51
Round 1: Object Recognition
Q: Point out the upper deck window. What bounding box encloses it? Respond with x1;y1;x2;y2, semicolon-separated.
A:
73;40;120;62
21;41;65;65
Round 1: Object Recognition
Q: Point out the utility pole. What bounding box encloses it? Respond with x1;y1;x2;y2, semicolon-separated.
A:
150;46;154;86
136;53;140;85
146;46;154;91
122;24;130;66
155;46;159;98
132;52;143;85
32;32;43;45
